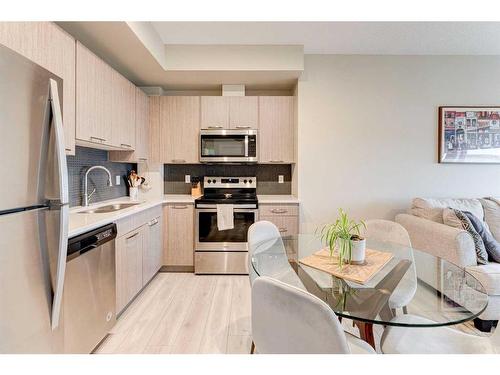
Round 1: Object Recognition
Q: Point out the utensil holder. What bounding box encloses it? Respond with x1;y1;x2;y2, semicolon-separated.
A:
129;187;139;201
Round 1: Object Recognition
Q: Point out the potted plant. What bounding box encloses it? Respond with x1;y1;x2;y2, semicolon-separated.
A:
319;208;366;268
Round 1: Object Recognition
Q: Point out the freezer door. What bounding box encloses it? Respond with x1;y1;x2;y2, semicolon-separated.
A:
0;44;64;211
0;207;65;353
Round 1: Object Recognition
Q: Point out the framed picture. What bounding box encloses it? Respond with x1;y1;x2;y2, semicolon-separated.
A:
439;106;500;163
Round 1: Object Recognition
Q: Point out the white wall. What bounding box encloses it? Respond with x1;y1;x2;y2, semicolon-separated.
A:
297;55;500;232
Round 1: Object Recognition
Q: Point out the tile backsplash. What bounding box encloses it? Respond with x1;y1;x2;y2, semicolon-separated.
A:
67;146;137;207
164;164;292;195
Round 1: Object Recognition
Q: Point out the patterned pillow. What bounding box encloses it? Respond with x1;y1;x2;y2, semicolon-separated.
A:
452;209;489;265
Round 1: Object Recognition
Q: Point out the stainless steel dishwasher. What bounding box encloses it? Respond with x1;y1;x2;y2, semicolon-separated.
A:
63;223;117;353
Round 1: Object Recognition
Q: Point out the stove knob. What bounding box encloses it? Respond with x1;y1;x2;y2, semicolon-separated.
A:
207;179;211;184
249;179;253;184
212;179;217;183
243;179;248;184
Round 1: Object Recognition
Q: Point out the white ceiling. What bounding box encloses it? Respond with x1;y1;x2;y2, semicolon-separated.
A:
151;22;500;55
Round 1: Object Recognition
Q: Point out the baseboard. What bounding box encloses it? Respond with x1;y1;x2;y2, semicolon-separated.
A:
160;265;194;273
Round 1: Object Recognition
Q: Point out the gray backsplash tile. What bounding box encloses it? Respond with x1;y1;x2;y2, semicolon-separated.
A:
67;146;137;207
164;164;292;195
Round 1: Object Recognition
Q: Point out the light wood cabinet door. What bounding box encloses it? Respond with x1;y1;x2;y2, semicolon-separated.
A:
163;204;194;267
160;96;200;163
149;96;161;162
200;96;229;129
76;41;112;146
259;96;295;163
134;88;149;160
229;96;258;129
111;69;136;149
108;87;149;162
116;228;144;313
142;216;163;286
0;22;76;154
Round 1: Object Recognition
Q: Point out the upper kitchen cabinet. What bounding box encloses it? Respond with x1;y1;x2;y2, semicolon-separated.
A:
111;69;136;150
160;96;200;163
229;96;258;129
259;96;295;163
76;41;112;147
200;96;258;129
76;41;137;151
0;22;76;155
200;96;229;129
109;87;149;162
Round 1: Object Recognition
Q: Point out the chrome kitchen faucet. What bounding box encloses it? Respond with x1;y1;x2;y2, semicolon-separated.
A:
83;165;113;206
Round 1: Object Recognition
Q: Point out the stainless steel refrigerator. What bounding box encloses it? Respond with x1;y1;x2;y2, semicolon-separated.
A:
0;44;69;353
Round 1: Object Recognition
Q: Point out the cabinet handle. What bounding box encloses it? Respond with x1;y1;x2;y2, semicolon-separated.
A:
126;232;139;240
148;218;159;226
172;205;188;209
171;159;186;163
65;148;72;152
278;228;288;233
207;126;223;129
121;143;132;148
90;136;106;142
271;208;288;214
235;126;251;129
138;157;148;161
269;160;284;163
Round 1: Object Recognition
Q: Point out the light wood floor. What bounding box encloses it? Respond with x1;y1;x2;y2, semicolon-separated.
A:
95;272;486;354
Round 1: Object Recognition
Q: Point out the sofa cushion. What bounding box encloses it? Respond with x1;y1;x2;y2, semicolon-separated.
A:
480;198;500;242
411;198;484;224
444;209;488;265
463;211;500;264
466;263;500;296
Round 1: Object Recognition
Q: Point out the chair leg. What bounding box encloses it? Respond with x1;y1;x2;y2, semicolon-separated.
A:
250;341;255;354
402;306;408;314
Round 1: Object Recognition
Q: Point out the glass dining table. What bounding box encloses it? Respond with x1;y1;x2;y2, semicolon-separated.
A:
250;234;489;348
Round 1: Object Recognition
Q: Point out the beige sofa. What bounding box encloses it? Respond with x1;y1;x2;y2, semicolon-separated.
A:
396;197;500;330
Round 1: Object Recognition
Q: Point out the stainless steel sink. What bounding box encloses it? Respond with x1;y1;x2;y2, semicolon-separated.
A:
79;202;141;214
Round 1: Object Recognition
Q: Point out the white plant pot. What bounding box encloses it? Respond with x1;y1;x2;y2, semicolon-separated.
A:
350;238;366;265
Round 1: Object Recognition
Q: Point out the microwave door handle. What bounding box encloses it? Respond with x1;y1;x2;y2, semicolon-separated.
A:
244;135;249;157
48;79;69;330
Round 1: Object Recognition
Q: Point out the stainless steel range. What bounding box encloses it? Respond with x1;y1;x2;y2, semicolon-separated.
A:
194;176;258;274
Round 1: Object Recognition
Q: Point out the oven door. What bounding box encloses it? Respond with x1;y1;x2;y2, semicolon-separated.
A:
199;129;258;162
195;208;259;251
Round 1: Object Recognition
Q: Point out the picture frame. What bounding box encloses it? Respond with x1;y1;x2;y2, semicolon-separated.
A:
439;106;500;164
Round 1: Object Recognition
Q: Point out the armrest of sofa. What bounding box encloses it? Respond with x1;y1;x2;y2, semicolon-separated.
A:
395;213;477;267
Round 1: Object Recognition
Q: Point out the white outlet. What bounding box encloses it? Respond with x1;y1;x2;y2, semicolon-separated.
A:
278;175;284;184
115;175;121;185
185;175;191;183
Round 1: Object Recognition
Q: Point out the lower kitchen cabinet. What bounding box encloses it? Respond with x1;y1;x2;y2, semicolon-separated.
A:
259;203;299;237
116;227;144;314
115;206;163;314
142;215;163;285
163;203;194;269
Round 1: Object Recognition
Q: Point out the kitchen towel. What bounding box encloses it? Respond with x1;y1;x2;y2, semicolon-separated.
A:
217;204;234;231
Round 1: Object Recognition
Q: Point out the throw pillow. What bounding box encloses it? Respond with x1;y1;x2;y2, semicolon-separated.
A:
480;198;500;242
446;209;489;265
463;211;500;263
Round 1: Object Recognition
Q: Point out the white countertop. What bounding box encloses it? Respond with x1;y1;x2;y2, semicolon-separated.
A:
257;195;300;204
163;194;196;204
69;194;298;238
69;197;164;238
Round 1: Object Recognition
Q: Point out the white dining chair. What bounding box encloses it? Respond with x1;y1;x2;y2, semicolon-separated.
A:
251;276;376;354
381;314;500;354
364;219;417;314
247;220;284;285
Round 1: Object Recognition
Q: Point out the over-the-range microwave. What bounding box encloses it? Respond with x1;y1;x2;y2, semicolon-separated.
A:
199;128;258;163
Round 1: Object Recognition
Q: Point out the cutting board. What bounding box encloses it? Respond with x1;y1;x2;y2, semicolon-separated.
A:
299;248;394;285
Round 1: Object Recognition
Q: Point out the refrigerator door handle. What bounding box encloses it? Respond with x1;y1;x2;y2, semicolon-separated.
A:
49;79;69;205
48;79;69;330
